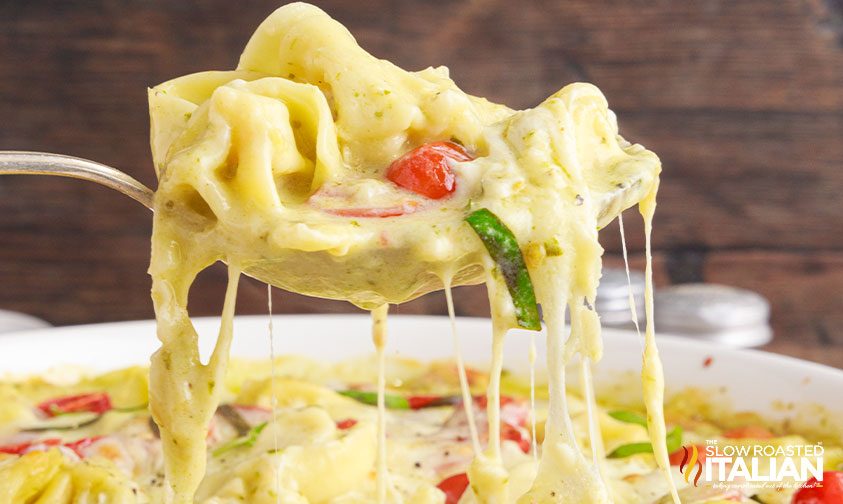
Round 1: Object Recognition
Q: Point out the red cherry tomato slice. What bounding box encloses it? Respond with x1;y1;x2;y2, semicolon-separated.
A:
326;203;419;218
500;421;531;453
792;471;843;504
63;436;104;457
472;395;518;409
0;436;102;458
0;438;62;455
37;392;112;417
407;396;442;409
386;141;473;199
335;418;358;430
0;441;33;455
437;472;470;504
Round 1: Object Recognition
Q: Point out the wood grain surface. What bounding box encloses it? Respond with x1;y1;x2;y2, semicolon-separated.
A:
1;0;841;368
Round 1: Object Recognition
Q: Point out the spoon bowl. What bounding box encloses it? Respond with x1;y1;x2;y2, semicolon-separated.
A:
0;150;650;305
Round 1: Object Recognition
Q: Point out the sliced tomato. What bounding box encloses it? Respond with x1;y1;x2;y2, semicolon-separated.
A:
407;395;462;409
0;441;32;455
37;392;112;417
437;472;470;504
335;418;358;430
232;404;271;413
407;396;441;409
792;471;843;504
0;438;61;455
722;426;774;439
501;421;531;453
326;204;417;218
0;436;102;458
63;436;104;457
386;141;473;199
473;395;518;409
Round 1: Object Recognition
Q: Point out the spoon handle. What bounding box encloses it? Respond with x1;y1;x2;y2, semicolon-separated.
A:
0;151;154;210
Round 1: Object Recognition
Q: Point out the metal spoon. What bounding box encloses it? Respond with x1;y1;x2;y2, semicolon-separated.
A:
0;150;647;225
0;151;154;209
0;149;652;306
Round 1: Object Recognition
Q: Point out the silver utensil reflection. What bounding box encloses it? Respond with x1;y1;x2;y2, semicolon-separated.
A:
0;151;154;209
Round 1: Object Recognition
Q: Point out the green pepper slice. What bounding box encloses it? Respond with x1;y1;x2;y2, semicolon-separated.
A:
608;410;648;428
607;426;683;459
338;390;410;409
212;421;268;457
465;208;541;331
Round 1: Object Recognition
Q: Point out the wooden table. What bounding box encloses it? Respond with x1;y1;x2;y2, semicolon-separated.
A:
1;0;840;368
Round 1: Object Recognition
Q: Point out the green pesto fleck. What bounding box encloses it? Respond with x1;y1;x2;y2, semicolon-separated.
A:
544;238;563;257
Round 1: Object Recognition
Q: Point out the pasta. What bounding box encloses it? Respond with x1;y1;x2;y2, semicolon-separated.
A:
6;2;836;504
146;5;661;500
1;358;839;502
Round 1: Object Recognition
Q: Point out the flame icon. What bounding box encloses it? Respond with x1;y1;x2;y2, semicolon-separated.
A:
678;445;704;487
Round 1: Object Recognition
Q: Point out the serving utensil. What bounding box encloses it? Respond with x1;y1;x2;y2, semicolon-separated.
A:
0;149;650;305
0;150;644;225
0;151;154;209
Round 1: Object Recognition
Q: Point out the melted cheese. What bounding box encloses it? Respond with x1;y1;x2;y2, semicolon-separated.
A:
145;2;666;502
528;331;538;462
640;186;681;504
266;285;281;503
444;280;481;455
371;305;392;504
148;264;240;502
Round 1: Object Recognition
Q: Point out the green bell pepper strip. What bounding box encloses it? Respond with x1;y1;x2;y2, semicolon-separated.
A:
608;410;649;429
212;421;268;457
607;426;683;459
338;390;410;409
465;208;541;331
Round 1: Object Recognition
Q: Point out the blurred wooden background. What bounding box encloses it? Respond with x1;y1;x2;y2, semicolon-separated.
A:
1;1;841;367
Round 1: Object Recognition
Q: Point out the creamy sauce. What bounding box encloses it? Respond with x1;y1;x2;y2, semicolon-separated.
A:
149;261;240;503
3;352;840;502
144;2;667;501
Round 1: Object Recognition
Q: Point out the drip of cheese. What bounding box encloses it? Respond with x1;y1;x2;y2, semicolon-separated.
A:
582;357;607;470
371;304;394;504
467;263;514;502
148;263;240;503
147;3;666;501
266;284;281;504
618;214;644;346
640;185;681;504
444;280;482;455
528;331;538;462
519;266;611;503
